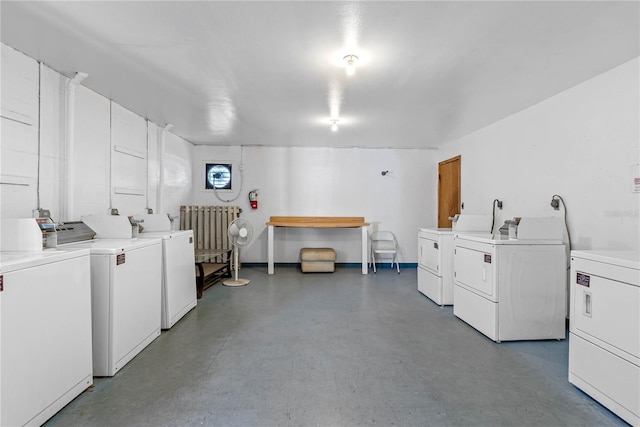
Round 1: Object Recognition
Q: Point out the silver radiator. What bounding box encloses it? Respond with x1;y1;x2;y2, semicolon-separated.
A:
180;205;242;251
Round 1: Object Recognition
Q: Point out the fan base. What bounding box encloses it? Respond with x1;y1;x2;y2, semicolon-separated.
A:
223;278;250;287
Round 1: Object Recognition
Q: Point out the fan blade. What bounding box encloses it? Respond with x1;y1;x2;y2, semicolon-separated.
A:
229;223;240;236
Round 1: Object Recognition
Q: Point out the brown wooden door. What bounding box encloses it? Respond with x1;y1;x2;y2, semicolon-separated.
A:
438;155;461;228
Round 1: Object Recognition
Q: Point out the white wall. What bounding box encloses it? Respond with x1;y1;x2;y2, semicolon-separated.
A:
192;145;438;263
72;85;111;218
162;132;194;220
0;43;193;226
438;57;640;252
0;44;39;217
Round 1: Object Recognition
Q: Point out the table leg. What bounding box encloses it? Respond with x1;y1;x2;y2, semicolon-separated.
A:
268;225;274;274
361;226;368;275
196;263;204;299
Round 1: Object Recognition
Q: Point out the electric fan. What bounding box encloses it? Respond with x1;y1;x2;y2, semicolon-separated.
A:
223;218;254;287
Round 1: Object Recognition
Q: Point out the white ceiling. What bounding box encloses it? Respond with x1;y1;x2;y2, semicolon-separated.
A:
2;1;638;149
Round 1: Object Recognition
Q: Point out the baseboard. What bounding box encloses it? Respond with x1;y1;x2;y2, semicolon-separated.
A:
241;262;418;269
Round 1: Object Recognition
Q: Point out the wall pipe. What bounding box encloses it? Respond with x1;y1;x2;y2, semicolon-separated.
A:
63;71;88;221
157;123;172;215
36;62;42;212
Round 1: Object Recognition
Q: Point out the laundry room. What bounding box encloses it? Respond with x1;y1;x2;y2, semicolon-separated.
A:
0;2;638;426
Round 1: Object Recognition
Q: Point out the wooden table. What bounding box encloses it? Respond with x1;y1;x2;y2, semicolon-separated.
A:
265;216;370;275
194;248;232;298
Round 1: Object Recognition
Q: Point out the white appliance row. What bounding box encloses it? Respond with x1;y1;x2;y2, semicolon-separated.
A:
61;235;163;377
568;250;639;426
1;219;93;427
64;214;197;375
1;213;198;426
134;214;197;330
418;217;567;342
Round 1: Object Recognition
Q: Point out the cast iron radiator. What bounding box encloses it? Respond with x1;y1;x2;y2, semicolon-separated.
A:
179;205;242;253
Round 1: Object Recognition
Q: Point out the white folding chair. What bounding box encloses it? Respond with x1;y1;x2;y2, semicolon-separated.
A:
371;231;400;273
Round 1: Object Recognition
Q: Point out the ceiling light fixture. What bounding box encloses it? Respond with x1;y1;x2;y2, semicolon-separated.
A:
343;54;358;76
330;119;339;132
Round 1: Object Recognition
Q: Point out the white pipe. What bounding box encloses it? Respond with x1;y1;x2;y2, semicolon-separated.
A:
36;62;42;211
145;120;150;212
63;72;88;221
157;123;172;215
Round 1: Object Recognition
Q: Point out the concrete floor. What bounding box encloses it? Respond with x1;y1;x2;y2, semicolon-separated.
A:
46;267;625;427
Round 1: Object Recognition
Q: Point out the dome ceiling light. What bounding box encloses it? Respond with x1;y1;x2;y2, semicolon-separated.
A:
343;54;358;76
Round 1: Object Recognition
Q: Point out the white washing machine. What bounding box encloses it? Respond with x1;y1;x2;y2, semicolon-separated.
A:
569;250;639;426
453;218;566;342
418;215;491;306
135;214;196;329
60;215;163;376
0;219;93;427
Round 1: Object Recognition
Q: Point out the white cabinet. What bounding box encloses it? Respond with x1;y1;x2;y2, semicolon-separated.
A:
453;233;566;342
569;251;639;426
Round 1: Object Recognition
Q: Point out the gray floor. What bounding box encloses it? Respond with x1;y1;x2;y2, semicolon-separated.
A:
46;267;625;427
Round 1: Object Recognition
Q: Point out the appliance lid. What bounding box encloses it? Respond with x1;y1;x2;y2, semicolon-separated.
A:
0;248;90;272
454;232;564;245
571;250;639;270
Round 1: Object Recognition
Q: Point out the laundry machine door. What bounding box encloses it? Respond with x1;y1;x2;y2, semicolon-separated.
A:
571;257;639;360
454;241;496;301
418;234;440;273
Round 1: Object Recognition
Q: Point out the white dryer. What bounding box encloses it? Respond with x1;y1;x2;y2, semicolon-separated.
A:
569;250;639;426
418;228;454;305
135;214;197;329
453;218;566;342
60;216;162;376
418;215;491;306
0;219;93;426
